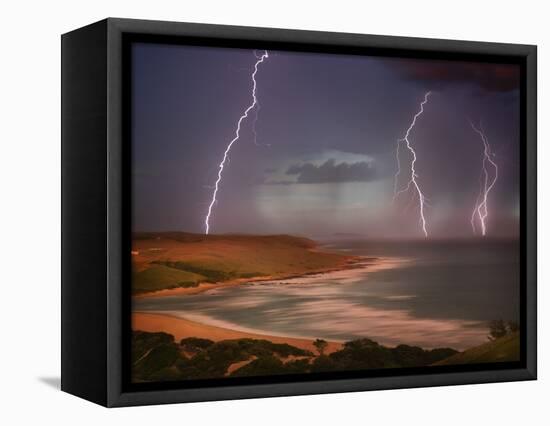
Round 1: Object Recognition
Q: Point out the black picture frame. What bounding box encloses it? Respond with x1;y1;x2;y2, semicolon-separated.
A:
61;17;537;407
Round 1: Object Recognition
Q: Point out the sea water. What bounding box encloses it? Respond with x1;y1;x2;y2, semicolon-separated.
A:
134;239;520;350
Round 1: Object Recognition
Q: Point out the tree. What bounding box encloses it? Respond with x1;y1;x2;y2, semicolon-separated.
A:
488;320;508;341
180;337;214;353
507;321;520;333
313;339;328;356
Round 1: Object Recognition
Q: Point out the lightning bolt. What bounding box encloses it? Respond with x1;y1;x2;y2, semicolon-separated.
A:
470;121;498;236
393;92;431;238
204;50;269;235
250;52;270;148
251;102;270;147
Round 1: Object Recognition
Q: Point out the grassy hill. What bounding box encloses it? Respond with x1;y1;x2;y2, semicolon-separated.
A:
132;232;356;294
132;265;204;293
434;332;520;365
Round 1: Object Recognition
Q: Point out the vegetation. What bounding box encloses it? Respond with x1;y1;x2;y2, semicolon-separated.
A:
311;339;457;372
132;329;521;383
131;331;460;383
131;232;356;294
435;332;520;365
180;337;214;353
313;339;328;356
132;331;181;379
488;320;519;341
132;330;174;362
230;355;297;377
152;260;242;283
133;334;314;381
432;319;521;366
132;265;203;294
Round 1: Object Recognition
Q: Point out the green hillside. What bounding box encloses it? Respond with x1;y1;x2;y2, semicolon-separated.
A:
435;332;520;365
133;265;205;293
132;232;356;294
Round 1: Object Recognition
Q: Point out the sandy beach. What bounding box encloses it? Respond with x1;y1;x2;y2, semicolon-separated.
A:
133;312;343;354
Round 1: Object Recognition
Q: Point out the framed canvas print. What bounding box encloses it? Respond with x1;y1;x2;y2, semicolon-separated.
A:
61;18;536;407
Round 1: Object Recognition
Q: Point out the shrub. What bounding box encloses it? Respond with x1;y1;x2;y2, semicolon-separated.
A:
230;355;286;377
311;355;337;372
488;320;509;340
507;321;520;333
132;331;174;362
133;343;180;379
313;339;328;356
180;337;214;352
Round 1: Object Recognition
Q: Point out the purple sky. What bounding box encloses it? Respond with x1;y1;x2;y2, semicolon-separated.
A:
131;42;520;239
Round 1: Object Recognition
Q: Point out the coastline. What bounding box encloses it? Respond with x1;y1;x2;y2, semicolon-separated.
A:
133;254;367;299
132;256;424;351
132;312;343;354
131;255;381;355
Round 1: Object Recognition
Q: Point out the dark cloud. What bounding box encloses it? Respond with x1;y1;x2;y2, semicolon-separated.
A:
392;60;520;93
285;159;377;184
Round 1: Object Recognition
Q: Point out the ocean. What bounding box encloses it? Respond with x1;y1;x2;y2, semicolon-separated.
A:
133;239;520;350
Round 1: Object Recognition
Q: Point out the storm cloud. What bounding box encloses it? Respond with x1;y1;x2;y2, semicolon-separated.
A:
391;59;520;93
285;159;377;184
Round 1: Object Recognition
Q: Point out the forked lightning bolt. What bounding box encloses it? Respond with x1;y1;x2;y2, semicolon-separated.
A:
393;92;431;237
204;50;269;235
251;102;270;147
250;52;270;148
470;121;498;236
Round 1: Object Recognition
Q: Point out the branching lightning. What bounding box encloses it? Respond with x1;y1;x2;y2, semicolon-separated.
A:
204;50;269;235
251;102;270;147
470;121;498;236
250;51;271;148
393;92;432;238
